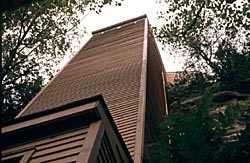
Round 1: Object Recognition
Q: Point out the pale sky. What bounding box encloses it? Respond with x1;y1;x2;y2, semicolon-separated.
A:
83;0;163;31
58;0;184;72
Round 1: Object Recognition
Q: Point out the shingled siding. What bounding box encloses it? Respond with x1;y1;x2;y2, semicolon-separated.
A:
19;18;146;159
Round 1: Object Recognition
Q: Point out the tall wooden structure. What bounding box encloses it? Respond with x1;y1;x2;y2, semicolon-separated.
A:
2;15;167;163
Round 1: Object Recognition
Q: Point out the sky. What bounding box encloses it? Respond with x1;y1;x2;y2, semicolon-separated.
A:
59;0;185;72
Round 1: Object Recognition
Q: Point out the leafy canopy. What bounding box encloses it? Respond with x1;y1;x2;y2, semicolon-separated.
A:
155;0;249;76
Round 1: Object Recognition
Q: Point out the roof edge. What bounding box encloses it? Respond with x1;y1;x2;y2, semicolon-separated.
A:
3;95;103;126
92;14;147;35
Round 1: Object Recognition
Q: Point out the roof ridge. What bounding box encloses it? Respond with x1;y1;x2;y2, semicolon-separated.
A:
92;14;147;35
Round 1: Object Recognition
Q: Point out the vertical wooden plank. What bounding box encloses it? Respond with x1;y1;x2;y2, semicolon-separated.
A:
134;18;148;163
76;120;104;163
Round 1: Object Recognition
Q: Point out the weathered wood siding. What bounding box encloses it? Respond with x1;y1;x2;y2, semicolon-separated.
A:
2;126;89;163
143;34;167;159
19;18;146;159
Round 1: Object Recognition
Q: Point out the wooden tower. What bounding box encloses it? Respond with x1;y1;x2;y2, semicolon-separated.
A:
2;15;167;163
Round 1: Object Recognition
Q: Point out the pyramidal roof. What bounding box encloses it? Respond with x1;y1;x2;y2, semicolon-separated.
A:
17;15;166;162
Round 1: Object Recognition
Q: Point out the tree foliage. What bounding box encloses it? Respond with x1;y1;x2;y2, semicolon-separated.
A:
149;0;250;162
155;0;250;122
0;0;118;122
149;83;250;163
155;0;249;75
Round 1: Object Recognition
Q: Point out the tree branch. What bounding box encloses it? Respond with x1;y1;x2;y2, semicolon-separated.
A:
192;43;222;77
3;63;39;91
2;9;35;79
182;2;206;38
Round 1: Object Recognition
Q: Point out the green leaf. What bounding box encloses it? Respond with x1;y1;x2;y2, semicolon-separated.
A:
199;144;210;160
164;116;176;126
225;106;233;117
218;112;225;124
